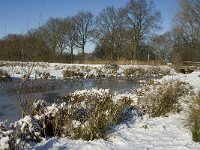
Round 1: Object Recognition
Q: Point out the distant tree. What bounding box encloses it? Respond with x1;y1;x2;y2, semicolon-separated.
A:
125;0;161;60
138;43;157;61
73;11;94;62
172;0;200;61
2;34;24;61
25;30;51;61
93;39;112;60
41;18;67;58
64;17;79;63
95;7;126;60
151;32;173;63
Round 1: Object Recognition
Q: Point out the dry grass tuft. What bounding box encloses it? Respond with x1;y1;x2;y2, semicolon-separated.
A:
138;80;193;117
186;93;200;142
82;60;163;65
124;66;170;77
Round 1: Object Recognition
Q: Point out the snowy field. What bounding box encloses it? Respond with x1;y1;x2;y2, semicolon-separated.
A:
0;62;200;150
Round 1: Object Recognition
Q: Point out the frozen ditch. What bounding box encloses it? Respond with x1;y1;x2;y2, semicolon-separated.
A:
0;77;148;123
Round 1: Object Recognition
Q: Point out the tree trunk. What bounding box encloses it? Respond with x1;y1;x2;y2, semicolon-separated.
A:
70;45;74;64
82;44;85;63
132;42;137;60
110;41;114;61
111;48;113;61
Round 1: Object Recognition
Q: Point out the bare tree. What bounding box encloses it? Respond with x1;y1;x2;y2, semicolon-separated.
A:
41;18;67;57
172;0;200;61
125;0;161;60
2;34;24;61
73;11;93;62
25;30;51;61
64;17;78;63
95;7;125;60
151;32;173;63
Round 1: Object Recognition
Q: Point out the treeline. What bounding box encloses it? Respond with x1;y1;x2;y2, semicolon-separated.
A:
152;0;200;64
0;0;199;63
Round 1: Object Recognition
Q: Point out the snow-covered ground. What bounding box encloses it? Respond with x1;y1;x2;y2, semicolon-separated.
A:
33;114;199;150
31;72;200;150
0;61;173;79
0;62;200;150
161;72;200;95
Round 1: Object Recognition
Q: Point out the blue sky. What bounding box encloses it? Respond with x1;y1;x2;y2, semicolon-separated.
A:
0;0;178;38
0;0;179;52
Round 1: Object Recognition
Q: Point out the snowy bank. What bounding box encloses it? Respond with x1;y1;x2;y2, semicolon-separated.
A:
0;61;173;80
1;62;200;150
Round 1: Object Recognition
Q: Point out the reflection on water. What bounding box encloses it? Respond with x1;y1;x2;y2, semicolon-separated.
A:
0;77;147;123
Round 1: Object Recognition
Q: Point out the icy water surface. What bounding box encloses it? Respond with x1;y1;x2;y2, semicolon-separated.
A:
0;77;145;123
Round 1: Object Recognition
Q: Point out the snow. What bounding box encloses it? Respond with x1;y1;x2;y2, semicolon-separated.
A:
0;61;173;79
32;114;200;150
0;136;10;149
161;71;200;94
110;114;196;150
1;61;200;149
30;69;200;150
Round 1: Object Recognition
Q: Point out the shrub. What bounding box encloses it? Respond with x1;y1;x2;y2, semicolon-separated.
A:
62;69;84;79
103;63;119;77
62;65;107;79
147;66;171;76
138;80;193;117
0;69;10;82
0;89;134;148
62;66;95;79
124;67;146;77
60;89;132;140
104;62;119;71
0;116;42;150
34;70;51;79
124;66;171;77
186;93;200;142
42;72;51;79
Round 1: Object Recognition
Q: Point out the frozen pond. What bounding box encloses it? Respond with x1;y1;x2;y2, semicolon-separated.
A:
0;77;147;123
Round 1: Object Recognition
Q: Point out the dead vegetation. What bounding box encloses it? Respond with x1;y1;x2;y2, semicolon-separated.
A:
124;66;171;77
186;92;200;142
0;89;136;149
138;80;193;117
0;69;10;82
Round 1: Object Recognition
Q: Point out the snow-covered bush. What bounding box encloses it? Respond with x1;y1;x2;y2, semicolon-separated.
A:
124;66;171;77
104;62;119;74
41;72;51;79
63;69;84;79
0;116;43;150
62;65;107;79
124;67;146;77
0;69;10;82
62;63;121;79
187;93;200;142
0;61;6;67
138;80;193;117
62;66;96;79
104;62;119;70
0;89;135;148
34;70;51;79
147;66;171;75
61;89;133;140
